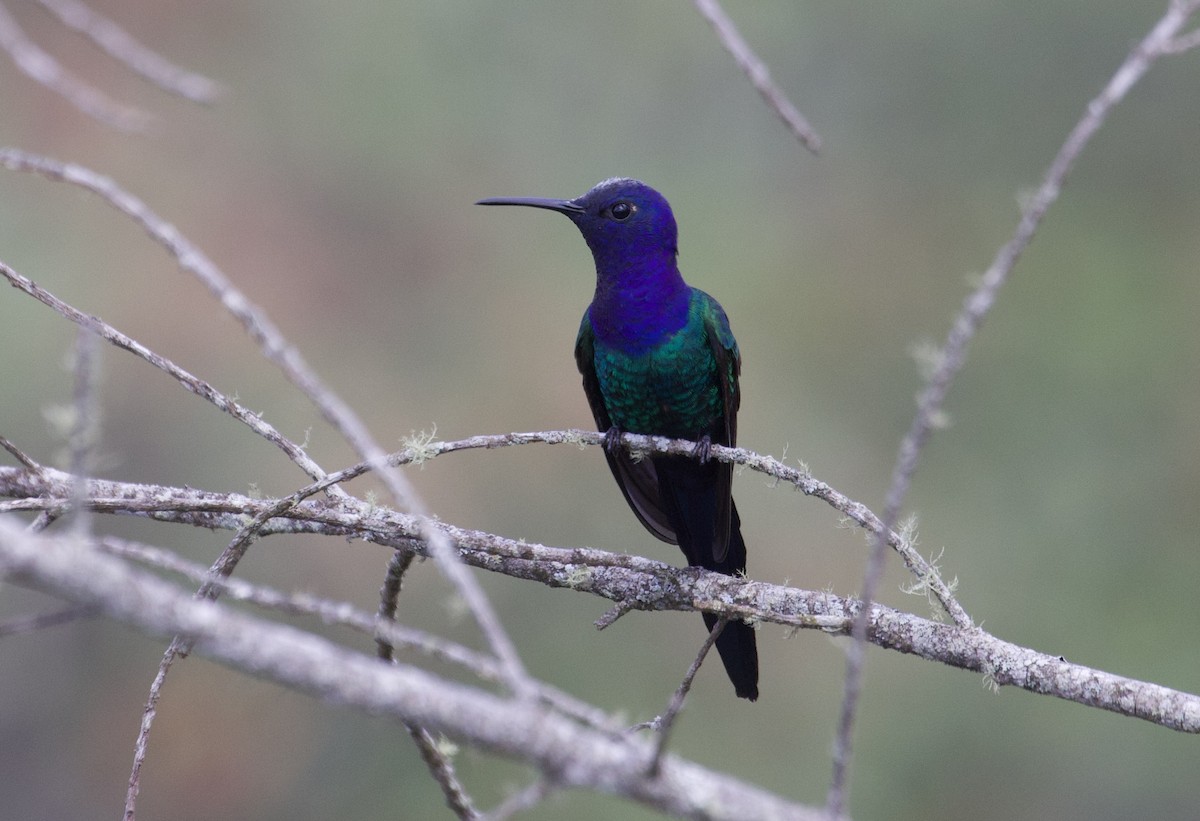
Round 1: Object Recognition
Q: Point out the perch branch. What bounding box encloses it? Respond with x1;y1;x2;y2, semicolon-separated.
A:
3;463;1197;735
237;428;967;626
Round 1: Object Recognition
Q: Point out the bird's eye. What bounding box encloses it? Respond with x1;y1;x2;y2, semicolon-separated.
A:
608;201;635;221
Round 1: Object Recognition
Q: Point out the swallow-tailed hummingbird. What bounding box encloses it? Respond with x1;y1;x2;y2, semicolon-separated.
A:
477;178;759;700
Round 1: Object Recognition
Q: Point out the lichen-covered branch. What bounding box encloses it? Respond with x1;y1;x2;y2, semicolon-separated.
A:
3;463;1196;734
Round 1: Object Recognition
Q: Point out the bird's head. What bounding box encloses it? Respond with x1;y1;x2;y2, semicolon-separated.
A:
477;178;679;274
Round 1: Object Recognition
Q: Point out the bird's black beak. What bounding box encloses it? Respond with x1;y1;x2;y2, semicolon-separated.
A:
475;196;584;216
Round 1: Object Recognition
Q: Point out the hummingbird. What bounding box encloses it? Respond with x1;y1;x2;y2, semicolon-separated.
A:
477;178;759;701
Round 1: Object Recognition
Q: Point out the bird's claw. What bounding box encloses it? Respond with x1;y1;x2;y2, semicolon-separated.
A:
603;426;623;454
694;435;713;465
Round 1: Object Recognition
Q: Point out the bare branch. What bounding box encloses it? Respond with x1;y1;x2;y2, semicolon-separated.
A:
377;549;481;820
693;0;821;154
0;257;329;484
0;421;968;627
827;1;1200;814
0;435;39;471
0;1;150;131
407;728;480;821
595;599;635;629
376;549;415;645
101;536;613;731
0;146;496;814
27;511;59;532
646;617;727;777
0;517;829;821
33;0;221;102
0;148;533;701
125;643;173;819
285;428;967;626
3;463;1197;735
0;151;344;490
0;248;341;817
128;509;291;818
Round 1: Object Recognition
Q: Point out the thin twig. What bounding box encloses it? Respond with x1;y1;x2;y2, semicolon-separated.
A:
826;2;1200;815
26;511;59;532
0;258;328;484
693;0;821;154
0;1;150;131
367;452;536;698
125;509;290;816
376;548;415;658
594;599;635;630
646;617;727;777
0;435;39;471
125;650;171;818
376;549;482;820
34;0;222;102
408;729;480;821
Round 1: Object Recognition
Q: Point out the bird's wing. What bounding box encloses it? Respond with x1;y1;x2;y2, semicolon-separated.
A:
701;291;741;564
575;312;678;544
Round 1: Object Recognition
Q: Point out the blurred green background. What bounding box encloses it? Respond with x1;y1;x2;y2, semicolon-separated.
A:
2;2;1199;819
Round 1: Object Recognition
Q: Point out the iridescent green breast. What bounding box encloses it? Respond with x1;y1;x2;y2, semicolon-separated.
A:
592;295;724;439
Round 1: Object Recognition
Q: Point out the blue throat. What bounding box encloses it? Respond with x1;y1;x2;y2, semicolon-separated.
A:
587;248;691;355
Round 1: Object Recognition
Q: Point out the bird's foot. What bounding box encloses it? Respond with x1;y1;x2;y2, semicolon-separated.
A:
694;434;713;465
603;425;623;454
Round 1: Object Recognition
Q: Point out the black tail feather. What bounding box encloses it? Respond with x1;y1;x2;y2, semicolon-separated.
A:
704;504;758;700
657;458;760;700
704;612;759;701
